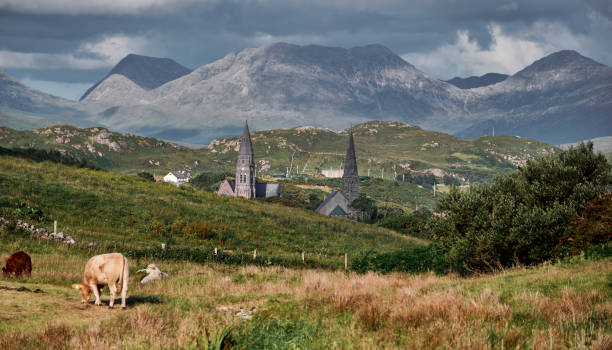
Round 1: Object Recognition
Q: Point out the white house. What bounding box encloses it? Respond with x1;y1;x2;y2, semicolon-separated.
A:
163;171;191;186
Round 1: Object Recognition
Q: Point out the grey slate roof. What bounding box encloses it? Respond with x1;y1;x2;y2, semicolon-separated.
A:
315;190;349;216
255;183;282;198
227;179;236;190
224;180;281;198
170;171;191;180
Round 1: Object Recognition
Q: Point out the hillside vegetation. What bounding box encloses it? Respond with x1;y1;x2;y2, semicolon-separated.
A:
0;121;557;184
0;155;424;268
0;121;557;212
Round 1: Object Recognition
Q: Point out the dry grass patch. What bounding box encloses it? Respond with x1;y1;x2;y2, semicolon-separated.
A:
0;250;610;349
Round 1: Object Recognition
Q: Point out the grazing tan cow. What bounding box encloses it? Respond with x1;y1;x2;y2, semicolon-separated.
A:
72;253;129;309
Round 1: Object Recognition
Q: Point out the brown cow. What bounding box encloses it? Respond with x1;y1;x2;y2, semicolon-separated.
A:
2;251;32;278
72;253;129;309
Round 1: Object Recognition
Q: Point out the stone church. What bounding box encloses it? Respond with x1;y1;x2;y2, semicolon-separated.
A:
315;129;360;218
217;122;282;198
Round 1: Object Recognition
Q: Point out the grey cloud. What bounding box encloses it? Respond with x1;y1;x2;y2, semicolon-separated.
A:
0;0;610;100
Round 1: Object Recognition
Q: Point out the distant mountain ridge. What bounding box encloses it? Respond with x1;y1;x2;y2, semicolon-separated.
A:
1;44;610;145
456;50;612;144
78;45;612;144
79;54;191;101
0;69;71;114
445;73;508;89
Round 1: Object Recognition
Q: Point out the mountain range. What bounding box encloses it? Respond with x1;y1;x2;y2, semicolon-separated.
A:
444;73;508;89
0;43;610;145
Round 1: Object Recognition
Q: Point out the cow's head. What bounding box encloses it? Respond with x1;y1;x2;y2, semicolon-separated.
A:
72;283;91;303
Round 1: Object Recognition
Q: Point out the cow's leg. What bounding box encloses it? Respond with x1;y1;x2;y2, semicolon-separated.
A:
90;282;102;306
120;282;128;309
121;259;129;310
108;283;117;308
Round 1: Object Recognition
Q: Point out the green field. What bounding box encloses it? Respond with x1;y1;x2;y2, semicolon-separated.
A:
0;155;424;267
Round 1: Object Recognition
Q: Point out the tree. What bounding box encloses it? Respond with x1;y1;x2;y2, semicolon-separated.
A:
443;174;461;186
349;194;378;223
430;142;611;274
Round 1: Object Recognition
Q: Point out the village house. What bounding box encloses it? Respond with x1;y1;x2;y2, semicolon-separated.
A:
163;171;191;186
217;122;282;198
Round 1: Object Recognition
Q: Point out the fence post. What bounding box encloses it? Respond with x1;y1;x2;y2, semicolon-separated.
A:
54;220;57;235
214;247;218;255
253;249;257;259
344;253;348;270
302;251;305;263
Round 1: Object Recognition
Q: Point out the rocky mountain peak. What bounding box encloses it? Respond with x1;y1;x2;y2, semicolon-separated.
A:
80;54;192;101
261;42;412;72
514;50;606;78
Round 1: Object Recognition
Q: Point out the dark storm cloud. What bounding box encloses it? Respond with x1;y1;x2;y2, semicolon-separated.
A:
0;0;610;99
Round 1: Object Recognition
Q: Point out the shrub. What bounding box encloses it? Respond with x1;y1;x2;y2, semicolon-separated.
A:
567;193;612;253
137;172;155;182
350;245;449;274
375;210;432;239
191;172;233;192
430;142;611;274
349;194;378;223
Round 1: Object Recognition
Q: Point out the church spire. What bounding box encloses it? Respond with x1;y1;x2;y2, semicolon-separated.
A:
342;127;359;202
235;121;256;198
238;121;254;157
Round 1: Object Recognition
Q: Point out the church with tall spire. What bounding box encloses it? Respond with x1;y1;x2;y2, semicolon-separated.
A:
315;128;361;219
217;122;282;199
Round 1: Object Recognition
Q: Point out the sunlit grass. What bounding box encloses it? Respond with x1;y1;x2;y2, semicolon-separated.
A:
0;246;610;349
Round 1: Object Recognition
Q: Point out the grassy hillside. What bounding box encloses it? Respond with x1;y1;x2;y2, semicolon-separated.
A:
0;155;424;268
0;121;557;184
0;245;609;349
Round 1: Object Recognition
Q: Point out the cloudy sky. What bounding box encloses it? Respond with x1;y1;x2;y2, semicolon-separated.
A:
1;0;611;100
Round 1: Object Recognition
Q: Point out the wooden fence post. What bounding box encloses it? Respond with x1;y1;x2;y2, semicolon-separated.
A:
344;253;348;270
54;220;57;235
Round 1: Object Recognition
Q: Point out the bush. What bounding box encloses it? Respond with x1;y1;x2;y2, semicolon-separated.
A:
350;245;449;274
349;194;378;223
567;193;612;253
137;172;155;182
0;146;97;169
191;172;233;192
375;210;432;239
430;142;611;274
